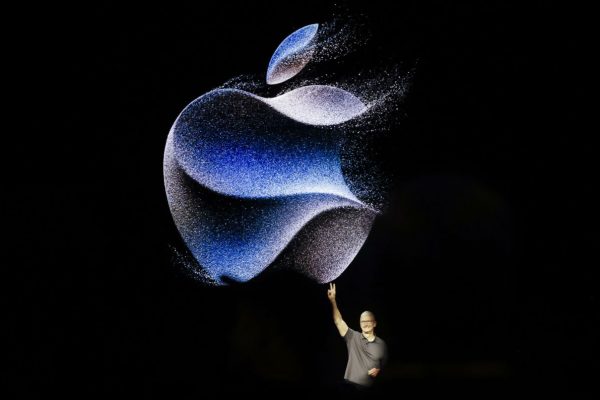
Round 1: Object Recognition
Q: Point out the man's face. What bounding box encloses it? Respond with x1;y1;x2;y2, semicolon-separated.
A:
359;313;376;334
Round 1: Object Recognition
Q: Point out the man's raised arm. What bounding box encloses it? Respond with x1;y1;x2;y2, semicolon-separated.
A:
327;283;349;337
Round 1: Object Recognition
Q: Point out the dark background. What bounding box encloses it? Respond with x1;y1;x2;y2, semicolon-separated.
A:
12;0;594;396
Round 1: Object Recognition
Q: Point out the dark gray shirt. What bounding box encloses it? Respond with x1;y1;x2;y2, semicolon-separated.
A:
343;328;388;387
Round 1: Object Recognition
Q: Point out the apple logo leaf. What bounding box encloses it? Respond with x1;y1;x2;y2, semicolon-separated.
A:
266;23;318;85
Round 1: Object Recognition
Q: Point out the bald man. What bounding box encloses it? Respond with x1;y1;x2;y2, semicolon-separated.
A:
327;283;388;390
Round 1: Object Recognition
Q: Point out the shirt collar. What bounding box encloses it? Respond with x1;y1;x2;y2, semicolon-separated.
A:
361;334;378;343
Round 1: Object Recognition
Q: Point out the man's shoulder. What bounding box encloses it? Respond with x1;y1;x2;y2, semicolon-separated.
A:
375;336;387;345
344;327;358;339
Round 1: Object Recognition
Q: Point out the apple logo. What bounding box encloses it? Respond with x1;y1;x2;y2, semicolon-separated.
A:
164;22;392;285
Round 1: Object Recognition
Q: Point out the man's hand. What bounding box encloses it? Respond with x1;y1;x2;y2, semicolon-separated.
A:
327;282;336;302
368;368;380;378
328;282;348;336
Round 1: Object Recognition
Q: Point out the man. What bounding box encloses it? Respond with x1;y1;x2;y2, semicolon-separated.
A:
327;282;388;390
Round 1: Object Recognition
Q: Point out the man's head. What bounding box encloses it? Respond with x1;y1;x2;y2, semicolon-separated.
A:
359;311;377;335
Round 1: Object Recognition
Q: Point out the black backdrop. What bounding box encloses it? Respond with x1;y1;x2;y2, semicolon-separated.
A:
12;0;593;396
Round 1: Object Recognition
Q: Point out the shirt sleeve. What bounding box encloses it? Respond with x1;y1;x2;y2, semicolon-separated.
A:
343;327;356;342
